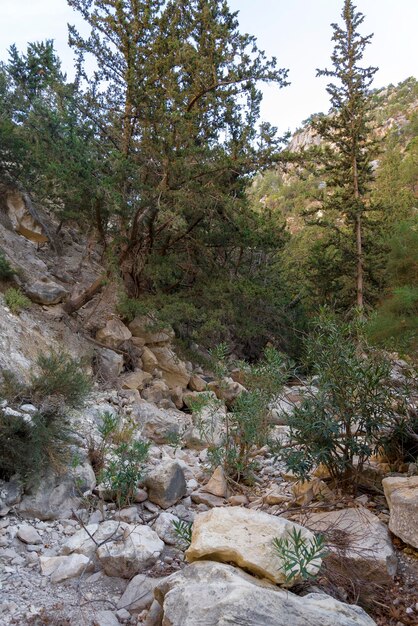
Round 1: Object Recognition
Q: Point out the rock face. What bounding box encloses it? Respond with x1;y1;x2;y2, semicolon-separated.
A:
25;280;68;305
17;460;96;520
96;318;132;349
129;316;174;345
207;377;246;405
145;461;187;509
185;507;320;585
117;574;163;613
131;400;192;444
382;476;418;549
154;561;376;626
95;348;124;381
0;477;23;516
151;346;190;389
303;507;397;581
96;524;164;578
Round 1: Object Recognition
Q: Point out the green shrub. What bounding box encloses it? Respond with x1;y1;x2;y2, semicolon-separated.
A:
31;350;91;408
194;346;289;483
172;519;193;550
0;407;74;482
4;287;31;314
116;293;149;323
99;439;150;507
273;528;328;585
0;249;14;280
275;312;405;491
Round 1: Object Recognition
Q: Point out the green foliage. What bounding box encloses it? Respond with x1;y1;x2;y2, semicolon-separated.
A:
195;346;288;482
367;217;418;356
116;294;149;323
99;440;150;508
276;312;402;490
4;287;31;314
30;350;91;408
0;249;14;280
172;519;193;550
273;528;328;584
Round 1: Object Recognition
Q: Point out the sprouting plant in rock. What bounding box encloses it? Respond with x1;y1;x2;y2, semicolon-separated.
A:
99;439;150;507
4;287;31;314
274;311;410;491
87;411;119;474
194;346;289;483
172;519;193;550
273;528;328;585
30;350;91;408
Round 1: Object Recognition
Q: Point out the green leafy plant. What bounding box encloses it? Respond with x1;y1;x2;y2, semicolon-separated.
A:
4;287;31;314
273;528;328;584
194;346;288;483
116;293;149;323
0;407;74;482
31;350;91;408
275;311;408;491
172;519;193;550
99;439;150;507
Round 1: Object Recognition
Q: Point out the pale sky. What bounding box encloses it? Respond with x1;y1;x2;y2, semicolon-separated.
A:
1;0;417;135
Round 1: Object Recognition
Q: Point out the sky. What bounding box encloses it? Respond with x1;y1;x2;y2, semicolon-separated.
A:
1;0;417;135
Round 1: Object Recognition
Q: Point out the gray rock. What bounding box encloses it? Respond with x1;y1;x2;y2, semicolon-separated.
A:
152;512;180;545
383;476;418;549
131;400;192;444
96;524;164;578
17;525;42;545
0;477;23;516
117;574;163;613
155;561;376;626
145;461;187;509
17;459;96;520
96;348;124;381
93;610;120;626
25;280;68;305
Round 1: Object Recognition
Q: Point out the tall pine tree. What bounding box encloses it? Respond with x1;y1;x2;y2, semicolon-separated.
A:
311;0;378;311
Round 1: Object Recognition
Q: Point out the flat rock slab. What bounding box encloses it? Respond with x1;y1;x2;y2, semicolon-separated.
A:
301;507;397;581
383;476;418;549
185;506;320;586
154;561;377;626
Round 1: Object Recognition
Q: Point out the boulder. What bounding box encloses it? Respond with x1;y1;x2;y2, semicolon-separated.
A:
93;611;120;626
145;461;187;509
302;507;397;581
185;507;319;585
95;348;124;381
17;525;42;545
207;377;246;405
60;520;126;559
0;477;23;516
97;524;164;578
382;476;418;549
141;346;159;373
131;400;192;444
202;465;229;499
129;316;174;345
141;379;171;404
292;478;334;506
117;574;164;614
189;375;207;392
154;561;376;626
151;346;190;389
185;401;225;449
96;318;132;350
120;369;152;391
25;280;67;305
40;554;93;583
152;512;180;545
17;459;96;520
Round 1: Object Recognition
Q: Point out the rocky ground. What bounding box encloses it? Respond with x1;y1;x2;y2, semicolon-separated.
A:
0;194;418;626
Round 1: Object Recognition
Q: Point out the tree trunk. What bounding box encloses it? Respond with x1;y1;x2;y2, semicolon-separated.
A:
63;275;105;315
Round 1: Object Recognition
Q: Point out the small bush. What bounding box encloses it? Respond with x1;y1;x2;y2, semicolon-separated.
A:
99;439;150;507
116;293;149;323
4;287;30;314
31;350;91;408
0;407;74;482
273;528;328;585
194;346;289;483
275;311;407;491
0;249;14;280
172;519;193;550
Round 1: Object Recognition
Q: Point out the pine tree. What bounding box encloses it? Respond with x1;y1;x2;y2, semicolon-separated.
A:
311;0;378;310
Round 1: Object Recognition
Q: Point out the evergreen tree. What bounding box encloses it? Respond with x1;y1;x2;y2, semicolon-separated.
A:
310;0;378;310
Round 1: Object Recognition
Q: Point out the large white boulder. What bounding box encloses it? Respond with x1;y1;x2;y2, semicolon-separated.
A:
185;507;320;585
154;561;376;626
96;524;163;578
382;476;418;549
131;400;192;444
